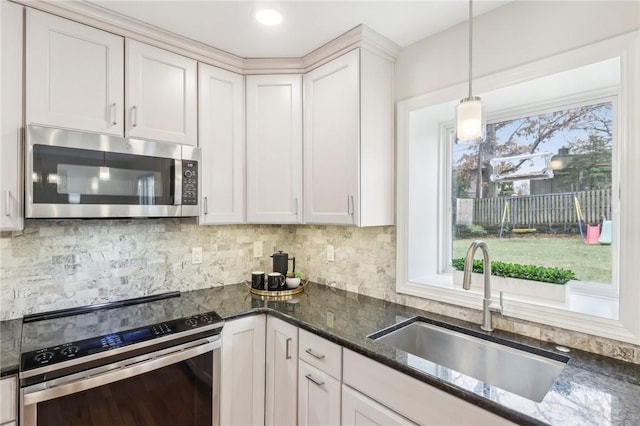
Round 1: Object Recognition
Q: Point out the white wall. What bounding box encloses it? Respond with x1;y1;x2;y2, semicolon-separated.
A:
395;1;640;101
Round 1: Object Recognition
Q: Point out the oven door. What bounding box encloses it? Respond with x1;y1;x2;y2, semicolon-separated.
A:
26;125;184;218
21;336;220;426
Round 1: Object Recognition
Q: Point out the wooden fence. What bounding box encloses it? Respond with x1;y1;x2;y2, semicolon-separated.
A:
470;190;611;229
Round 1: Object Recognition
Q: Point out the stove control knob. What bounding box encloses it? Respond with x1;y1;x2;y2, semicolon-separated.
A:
61;346;79;357
34;351;54;364
185;318;198;327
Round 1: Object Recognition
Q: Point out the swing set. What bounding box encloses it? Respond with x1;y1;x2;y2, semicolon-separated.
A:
498;192;586;241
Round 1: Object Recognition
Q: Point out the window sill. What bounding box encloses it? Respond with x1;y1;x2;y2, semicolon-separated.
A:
398;275;630;342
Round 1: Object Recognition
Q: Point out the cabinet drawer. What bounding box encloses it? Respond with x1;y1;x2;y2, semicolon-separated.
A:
0;376;17;423
343;349;514;426
299;329;342;379
298;360;341;426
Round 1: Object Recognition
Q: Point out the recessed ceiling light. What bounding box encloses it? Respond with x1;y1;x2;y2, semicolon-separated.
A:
255;9;283;26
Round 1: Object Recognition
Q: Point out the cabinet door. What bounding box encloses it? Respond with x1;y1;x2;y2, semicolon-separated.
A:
126;40;197;145
0;376;17;423
304;49;359;225
246;74;303;223
265;316;298;426
298;360;341;426
198;63;245;224
342;385;416;426
1;1;24;231
220;315;266;426
26;9;124;135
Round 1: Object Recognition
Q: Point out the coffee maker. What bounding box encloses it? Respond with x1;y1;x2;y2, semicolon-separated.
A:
271;250;295;276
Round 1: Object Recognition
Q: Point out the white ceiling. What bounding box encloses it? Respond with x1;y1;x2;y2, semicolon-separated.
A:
87;1;511;58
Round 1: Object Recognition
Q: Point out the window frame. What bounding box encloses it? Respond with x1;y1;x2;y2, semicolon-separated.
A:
396;32;640;345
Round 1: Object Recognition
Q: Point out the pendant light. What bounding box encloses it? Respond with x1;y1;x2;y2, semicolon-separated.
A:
456;0;485;143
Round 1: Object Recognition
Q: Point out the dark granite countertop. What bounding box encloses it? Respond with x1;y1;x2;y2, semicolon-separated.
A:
1;318;22;377
2;282;639;425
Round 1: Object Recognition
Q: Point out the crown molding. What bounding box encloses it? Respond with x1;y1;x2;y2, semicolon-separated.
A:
10;0;401;75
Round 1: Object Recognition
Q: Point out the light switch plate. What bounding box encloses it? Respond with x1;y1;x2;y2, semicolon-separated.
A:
253;241;263;258
327;245;335;262
192;247;203;264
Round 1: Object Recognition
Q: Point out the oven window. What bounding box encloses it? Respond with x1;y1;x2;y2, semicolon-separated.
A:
32;145;175;205
36;352;213;426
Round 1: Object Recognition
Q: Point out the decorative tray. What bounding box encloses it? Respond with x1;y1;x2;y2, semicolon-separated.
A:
245;280;308;299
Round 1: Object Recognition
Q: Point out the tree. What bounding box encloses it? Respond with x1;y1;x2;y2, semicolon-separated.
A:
562;134;612;191
453;102;612;198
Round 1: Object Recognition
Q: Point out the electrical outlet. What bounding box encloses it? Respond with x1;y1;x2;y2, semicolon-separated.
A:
253;241;263;258
326;311;334;328
327;245;335;262
191;247;203;264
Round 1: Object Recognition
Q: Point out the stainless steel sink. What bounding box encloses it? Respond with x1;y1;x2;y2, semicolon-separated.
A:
370;318;568;402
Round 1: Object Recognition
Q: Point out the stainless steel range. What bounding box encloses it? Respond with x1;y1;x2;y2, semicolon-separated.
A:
19;292;224;426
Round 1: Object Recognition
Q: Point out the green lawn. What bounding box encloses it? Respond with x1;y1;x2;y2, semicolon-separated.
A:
453;236;612;284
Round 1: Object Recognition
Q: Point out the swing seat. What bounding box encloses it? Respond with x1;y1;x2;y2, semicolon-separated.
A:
513;228;536;234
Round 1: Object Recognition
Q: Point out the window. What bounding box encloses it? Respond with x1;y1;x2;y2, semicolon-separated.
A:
396;34;640;345
451;101;615;293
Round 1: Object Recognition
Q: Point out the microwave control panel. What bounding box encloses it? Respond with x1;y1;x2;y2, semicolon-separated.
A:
182;160;198;206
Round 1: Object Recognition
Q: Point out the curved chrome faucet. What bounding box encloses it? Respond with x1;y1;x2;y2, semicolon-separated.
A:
462;240;503;332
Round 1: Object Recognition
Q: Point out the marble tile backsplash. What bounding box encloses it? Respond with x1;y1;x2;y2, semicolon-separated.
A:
0;219;290;319
1;219;638;364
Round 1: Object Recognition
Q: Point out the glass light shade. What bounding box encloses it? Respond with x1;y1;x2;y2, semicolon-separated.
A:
456;98;485;142
99;166;110;181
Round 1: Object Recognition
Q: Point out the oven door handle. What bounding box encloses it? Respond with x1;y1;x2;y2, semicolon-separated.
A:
22;336;221;405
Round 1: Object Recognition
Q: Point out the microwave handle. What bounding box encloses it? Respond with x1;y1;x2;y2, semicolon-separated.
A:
174;159;182;205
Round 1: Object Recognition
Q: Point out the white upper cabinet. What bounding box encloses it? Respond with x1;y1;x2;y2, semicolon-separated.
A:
1;0;24;231
246;74;303;223
126;40;197;145
26;9;124;135
304;48;395;226
198;63;245;224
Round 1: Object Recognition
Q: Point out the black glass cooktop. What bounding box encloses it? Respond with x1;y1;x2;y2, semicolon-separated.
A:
20;292;223;372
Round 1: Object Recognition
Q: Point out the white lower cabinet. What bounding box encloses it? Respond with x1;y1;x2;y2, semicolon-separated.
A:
298;360;341;426
265;316;298;426
0;376;17;425
343;349;513;426
220;315;266;426
342;385;416;426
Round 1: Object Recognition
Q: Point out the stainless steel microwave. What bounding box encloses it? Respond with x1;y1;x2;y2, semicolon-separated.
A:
26;125;200;218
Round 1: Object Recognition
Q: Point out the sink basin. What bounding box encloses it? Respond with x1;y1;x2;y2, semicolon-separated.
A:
370;318;568;402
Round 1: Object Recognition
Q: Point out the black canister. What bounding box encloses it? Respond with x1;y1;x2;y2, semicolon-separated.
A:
271;251;295;276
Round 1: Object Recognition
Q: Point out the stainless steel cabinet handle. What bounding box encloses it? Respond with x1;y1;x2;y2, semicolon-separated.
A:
131;106;137;127
204;196;209;215
110;103;117;125
286;337;292;360
305;374;324;387
348;195;354;215
305;348;325;360
294;197;299;215
5;190;10;217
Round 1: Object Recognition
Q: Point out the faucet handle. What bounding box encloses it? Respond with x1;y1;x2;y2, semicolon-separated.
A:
490;291;504;315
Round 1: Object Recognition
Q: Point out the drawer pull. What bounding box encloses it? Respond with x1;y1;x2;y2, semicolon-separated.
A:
305;348;325;360
305;374;324;387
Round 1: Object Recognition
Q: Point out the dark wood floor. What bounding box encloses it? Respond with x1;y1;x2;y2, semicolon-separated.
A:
38;355;213;426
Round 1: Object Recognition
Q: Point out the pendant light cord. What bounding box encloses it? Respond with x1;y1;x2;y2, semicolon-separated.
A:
468;0;473;99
